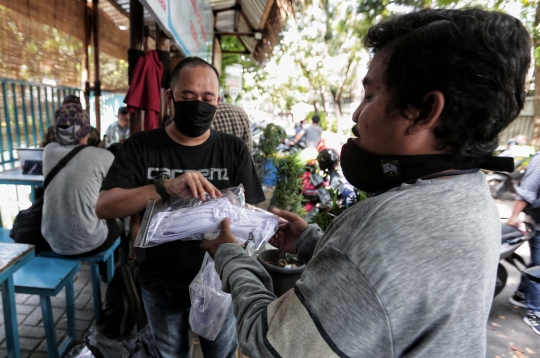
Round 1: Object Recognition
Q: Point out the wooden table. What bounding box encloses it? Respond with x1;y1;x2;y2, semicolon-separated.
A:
0;243;35;358
0;169;43;187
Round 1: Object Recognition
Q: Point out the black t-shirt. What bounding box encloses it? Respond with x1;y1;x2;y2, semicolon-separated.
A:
101;128;265;308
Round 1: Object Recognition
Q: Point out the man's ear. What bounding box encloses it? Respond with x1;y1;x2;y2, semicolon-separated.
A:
165;89;173;106
406;91;445;134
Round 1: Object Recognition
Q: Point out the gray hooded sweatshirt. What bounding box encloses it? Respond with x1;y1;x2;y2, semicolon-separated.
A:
215;172;500;357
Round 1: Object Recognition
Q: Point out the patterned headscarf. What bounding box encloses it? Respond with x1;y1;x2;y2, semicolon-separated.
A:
54;103;91;145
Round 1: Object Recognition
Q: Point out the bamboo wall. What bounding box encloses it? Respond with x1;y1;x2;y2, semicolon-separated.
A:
0;0;129;90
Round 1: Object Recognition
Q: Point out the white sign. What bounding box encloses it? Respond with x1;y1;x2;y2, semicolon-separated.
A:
225;64;243;102
229;89;240;103
169;0;214;61
139;0;214;61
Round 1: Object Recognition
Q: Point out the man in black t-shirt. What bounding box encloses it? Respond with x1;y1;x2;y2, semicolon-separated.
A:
96;57;265;358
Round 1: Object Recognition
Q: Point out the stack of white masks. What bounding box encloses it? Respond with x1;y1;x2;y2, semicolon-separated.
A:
135;186;279;255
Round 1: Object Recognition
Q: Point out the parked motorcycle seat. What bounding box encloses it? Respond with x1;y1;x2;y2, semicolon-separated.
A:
501;223;523;244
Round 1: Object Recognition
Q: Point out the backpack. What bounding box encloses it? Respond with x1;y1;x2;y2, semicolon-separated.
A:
10;145;88;252
99;259;147;338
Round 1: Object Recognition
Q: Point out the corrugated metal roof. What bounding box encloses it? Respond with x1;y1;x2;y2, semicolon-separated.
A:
210;0;237;11
238;15;255;51
216;10;236;32
105;0;284;62
240;0;266;29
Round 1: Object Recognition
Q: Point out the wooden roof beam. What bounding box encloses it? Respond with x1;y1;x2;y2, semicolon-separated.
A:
260;0;276;28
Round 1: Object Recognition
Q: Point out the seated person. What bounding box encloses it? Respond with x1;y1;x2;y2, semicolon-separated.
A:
104;107;130;147
41;103;121;256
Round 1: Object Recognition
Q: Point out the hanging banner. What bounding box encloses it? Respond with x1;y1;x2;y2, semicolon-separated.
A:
140;0;214;61
169;0;214;61
225;64;243;102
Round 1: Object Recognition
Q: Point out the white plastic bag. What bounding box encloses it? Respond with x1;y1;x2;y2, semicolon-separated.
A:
189;253;232;341
135;186;246;248
135;185;280;256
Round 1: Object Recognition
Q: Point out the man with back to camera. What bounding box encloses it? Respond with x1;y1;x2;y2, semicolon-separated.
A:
95;57;265;358
201;9;531;357
290;114;322;148
42;104;120;256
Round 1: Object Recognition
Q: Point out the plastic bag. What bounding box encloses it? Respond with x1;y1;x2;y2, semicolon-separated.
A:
189;253;232;341
135;185;279;255
135;186;246;248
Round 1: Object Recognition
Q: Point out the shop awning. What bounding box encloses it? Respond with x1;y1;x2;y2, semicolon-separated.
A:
105;0;289;64
211;0;290;63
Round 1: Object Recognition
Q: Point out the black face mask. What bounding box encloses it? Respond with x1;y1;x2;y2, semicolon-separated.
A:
172;99;217;137
340;139;515;194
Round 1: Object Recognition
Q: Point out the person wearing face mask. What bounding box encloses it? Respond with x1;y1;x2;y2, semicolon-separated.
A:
95;57;265;358
200;9;530;358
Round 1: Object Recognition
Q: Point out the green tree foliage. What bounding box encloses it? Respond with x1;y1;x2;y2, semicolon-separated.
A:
284;0;367;116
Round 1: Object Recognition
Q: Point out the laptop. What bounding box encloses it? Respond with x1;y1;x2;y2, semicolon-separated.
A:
16;148;44;175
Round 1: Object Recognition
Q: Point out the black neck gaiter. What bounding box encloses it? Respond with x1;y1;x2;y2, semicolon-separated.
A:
340;139;514;193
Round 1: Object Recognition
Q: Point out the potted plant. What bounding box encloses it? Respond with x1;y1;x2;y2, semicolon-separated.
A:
254;123;287;186
258;250;305;297
258;152;306;297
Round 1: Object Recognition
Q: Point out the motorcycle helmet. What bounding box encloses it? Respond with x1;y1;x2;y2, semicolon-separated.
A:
317;149;340;173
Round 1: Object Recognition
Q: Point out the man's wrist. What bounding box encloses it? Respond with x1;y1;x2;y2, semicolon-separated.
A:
154;175;171;200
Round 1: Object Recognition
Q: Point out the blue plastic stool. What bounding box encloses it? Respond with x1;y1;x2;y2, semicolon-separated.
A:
0;228;13;243
40;238;120;324
13;257;80;358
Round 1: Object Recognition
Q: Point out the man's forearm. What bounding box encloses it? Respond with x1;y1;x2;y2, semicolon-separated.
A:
511;199;528;219
215;244;277;357
96;186;160;219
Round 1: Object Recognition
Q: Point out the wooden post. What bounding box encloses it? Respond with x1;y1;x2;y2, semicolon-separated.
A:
92;0;101;133
128;0;145;257
83;3;91;114
156;25;170;127
129;0;144;135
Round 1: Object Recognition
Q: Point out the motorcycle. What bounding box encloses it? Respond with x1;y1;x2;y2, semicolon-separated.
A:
486;143;536;199
495;222;536;297
302;149;357;220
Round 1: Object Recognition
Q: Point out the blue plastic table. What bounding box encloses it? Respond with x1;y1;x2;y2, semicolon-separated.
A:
0;169;43;187
0;243;35;358
0;168;43;227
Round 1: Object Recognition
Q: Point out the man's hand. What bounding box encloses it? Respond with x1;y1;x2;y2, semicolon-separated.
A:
165;171;222;200
201;218;238;258
507;214;522;227
269;208;308;254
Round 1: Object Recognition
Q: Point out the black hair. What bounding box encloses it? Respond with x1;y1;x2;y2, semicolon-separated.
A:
170;57;220;90
87;127;102;147
312;115;320;124
62;94;80;105
118;106;129;115
364;9;531;163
